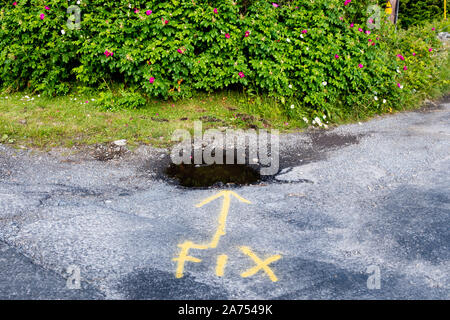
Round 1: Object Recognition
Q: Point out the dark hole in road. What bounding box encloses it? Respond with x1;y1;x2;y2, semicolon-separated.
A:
162;132;362;187
165;153;261;188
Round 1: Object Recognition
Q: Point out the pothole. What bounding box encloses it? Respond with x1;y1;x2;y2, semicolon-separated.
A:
165;153;262;188
157;131;362;188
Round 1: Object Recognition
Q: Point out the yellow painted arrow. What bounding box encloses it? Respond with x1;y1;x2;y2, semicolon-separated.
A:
173;190;251;278
196;190;251;248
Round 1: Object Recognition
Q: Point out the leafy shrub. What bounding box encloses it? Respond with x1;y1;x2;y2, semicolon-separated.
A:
0;0;446;120
397;0;445;29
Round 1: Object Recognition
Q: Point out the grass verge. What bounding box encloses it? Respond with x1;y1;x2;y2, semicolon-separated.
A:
0;91;309;150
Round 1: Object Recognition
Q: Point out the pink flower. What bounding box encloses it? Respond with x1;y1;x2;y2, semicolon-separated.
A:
432;27;435;31
339;17;343;20
358;64;363;68
85;100;89;104
272;3;279;7
225;33;230;39
368;39;372;42
350;23;354;28
335;54;339;59
213;8;218;14
396;54;404;61
177;48;183;54
245;30;250;37
371;42;375;46
344;0;352;5
365;30;371;34
301;29;308;34
397;83;403;88
368;18;374;24
146;10;152;15
104;50;113;57
412;52;416;56
149;77;155;84
40;13;45;20
13;2;17;6
45;6;50;10
428;48;433;52
358;28;363;32
238;72;245;78
134;9;139;14
403;65;407;71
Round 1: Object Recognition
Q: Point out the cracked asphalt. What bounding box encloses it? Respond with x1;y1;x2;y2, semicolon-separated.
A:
0;102;449;300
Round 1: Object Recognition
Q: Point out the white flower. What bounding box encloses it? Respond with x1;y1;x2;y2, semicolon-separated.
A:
290;104;294;109
306;47;309;51
323;115;326;119
396;68;400;73
77;0;81;4
37;94;40;97
300;34;304;38
322;81;327;86
399;85;404;89
286;38;291;42
91;98;95;101
288;84;292;89
374;96;378;101
61;29;65;35
303;117;308;123
5;96;8;99
74;98;77;100
324;124;328;129
383;99;386;103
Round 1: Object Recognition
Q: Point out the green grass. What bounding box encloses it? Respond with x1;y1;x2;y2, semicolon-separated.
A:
0;91;309;150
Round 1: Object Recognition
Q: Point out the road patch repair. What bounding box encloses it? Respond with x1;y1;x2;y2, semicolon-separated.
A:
0;103;449;299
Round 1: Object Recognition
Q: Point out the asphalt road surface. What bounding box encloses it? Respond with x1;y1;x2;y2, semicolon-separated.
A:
0;102;449;299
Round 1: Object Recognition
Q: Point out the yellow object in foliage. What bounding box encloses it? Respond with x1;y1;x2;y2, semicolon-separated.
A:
445;0;447;20
385;1;392;15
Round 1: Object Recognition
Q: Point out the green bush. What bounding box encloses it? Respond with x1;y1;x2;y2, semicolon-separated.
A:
0;0;446;120
397;0;445;29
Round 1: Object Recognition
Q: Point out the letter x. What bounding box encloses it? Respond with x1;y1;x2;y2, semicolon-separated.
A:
239;246;281;282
